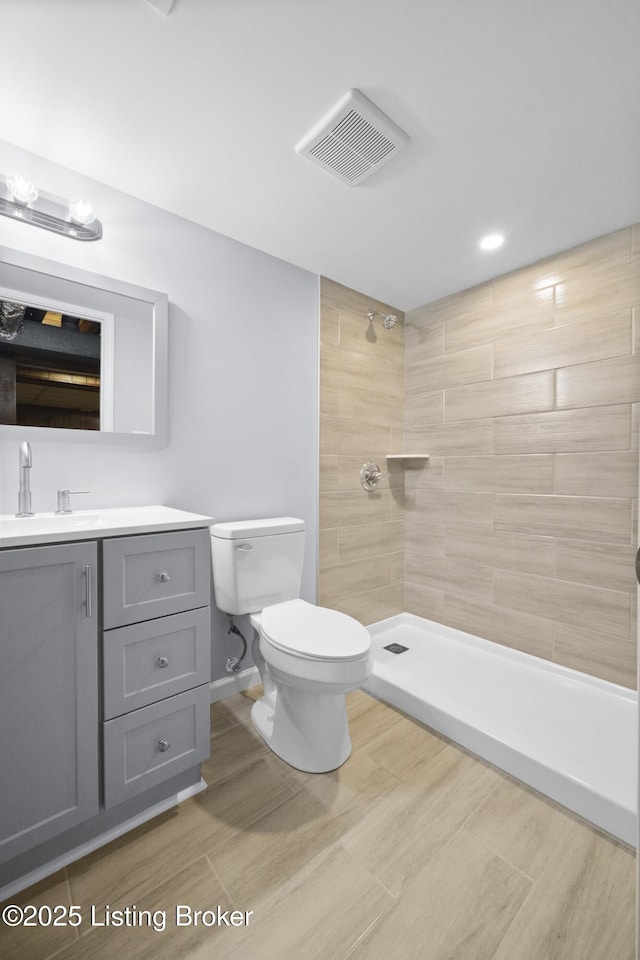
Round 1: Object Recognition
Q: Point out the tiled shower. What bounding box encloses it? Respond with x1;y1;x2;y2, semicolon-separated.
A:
319;224;640;689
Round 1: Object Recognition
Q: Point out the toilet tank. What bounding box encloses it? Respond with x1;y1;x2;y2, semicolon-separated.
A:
210;517;305;615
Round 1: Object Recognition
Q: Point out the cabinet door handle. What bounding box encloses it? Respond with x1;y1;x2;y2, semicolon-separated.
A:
157;656;169;668
157;571;171;583
157;739;170;753
85;564;92;618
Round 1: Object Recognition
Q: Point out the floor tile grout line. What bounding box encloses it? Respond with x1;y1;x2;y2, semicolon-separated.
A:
465;830;537;884
203;853;237;910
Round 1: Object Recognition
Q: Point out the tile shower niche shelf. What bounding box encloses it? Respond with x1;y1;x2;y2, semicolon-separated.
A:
386;454;429;461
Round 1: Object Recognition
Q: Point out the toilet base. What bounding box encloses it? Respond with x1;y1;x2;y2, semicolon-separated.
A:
250;686;352;773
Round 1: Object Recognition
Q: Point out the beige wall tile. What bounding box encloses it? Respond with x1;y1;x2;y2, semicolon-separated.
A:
407;280;493;329
445;525;555;577
330;582;405;624
406;519;446;557
553;450;639;498
320;378;339;417
405;319;445;362
321;341;404;397
405;389;444;427
337;380;403;426
406;489;494;526
556;353;640;410
632;222;640;259
406;552;493;600
406;343;493;394
555;623;637;688
405;418;493;457
443;594;554;659
339;520;404;563
444;455;553;494
320;300;340;345
320;490;395;529
320;416;392;457
405;581;445;621
492;229;632;303
319;455;340;492
493;570;631;639
321;276;400;318
555;539;636;593
319;527;339;569
402;457;444;491
445;289;553;354
493;404;631;454
493;311;631;378
494;493;632;543
445;370;554;421
554;258;640;326
320;553;403;602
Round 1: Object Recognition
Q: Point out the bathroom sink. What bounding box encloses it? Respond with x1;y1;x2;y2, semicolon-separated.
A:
0;505;214;547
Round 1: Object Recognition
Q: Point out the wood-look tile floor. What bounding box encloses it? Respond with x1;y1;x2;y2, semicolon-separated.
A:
2;688;635;960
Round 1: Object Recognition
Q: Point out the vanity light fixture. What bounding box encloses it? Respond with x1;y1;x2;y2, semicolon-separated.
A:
0;173;102;241
479;232;505;251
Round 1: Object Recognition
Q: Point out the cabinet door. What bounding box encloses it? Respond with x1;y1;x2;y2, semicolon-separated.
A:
0;541;99;865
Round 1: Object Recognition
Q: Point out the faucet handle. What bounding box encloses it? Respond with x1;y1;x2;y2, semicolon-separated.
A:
56;490;90;514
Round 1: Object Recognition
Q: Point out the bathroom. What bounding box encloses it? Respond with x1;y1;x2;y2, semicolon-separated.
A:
0;1;638;958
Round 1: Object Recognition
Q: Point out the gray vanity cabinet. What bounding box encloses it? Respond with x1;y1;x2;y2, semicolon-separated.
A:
0;541;99;865
101;528;211;808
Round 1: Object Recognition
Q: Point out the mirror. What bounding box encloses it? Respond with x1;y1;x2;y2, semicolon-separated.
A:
0;248;167;445
0;296;106;431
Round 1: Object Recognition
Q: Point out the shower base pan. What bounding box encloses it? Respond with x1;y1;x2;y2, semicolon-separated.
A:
364;613;638;846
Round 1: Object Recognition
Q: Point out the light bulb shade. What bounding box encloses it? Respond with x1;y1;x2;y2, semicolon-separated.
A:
67;196;96;226
7;173;38;205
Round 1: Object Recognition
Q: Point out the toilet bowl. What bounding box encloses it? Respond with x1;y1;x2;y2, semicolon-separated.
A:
210;518;372;773
249;599;371;772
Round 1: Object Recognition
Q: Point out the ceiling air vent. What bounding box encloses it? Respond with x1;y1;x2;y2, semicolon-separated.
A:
296;89;410;186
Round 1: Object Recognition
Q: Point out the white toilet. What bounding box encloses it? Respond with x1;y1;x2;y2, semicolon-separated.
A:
210;517;372;773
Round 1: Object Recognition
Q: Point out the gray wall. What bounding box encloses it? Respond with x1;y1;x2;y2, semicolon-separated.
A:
0;140;320;682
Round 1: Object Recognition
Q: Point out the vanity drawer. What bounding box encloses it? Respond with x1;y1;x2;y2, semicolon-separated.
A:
103;528;210;628
103;684;210;808
103;607;210;720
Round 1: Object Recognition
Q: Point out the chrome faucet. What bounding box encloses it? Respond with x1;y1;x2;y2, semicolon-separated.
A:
16;442;34;517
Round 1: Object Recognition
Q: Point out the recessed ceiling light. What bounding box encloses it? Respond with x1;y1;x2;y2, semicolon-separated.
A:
479;233;505;251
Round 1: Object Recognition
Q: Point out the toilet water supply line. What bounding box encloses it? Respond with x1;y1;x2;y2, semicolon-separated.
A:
226;616;248;673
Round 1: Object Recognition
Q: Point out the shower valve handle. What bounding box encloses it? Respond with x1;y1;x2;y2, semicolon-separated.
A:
360;461;382;491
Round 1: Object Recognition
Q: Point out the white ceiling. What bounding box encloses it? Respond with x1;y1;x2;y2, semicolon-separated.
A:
1;0;639;311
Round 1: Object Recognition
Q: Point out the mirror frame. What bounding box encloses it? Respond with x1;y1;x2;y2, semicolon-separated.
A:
0;247;168;446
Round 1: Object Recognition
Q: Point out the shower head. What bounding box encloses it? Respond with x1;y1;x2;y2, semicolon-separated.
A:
366;310;398;330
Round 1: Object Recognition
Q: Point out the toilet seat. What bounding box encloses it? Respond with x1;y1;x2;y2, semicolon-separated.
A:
260;599;370;662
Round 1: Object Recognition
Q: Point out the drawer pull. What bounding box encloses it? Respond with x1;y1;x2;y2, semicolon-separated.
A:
157;739;171;753
157;571;171;583
156;656;170;668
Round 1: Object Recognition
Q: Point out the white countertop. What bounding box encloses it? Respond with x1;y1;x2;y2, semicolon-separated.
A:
0;505;214;548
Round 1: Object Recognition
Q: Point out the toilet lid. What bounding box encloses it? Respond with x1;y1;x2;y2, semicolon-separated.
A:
260;599;371;661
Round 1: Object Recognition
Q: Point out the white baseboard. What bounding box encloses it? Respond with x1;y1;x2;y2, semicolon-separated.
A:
209;666;260;703
0;778;207;902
